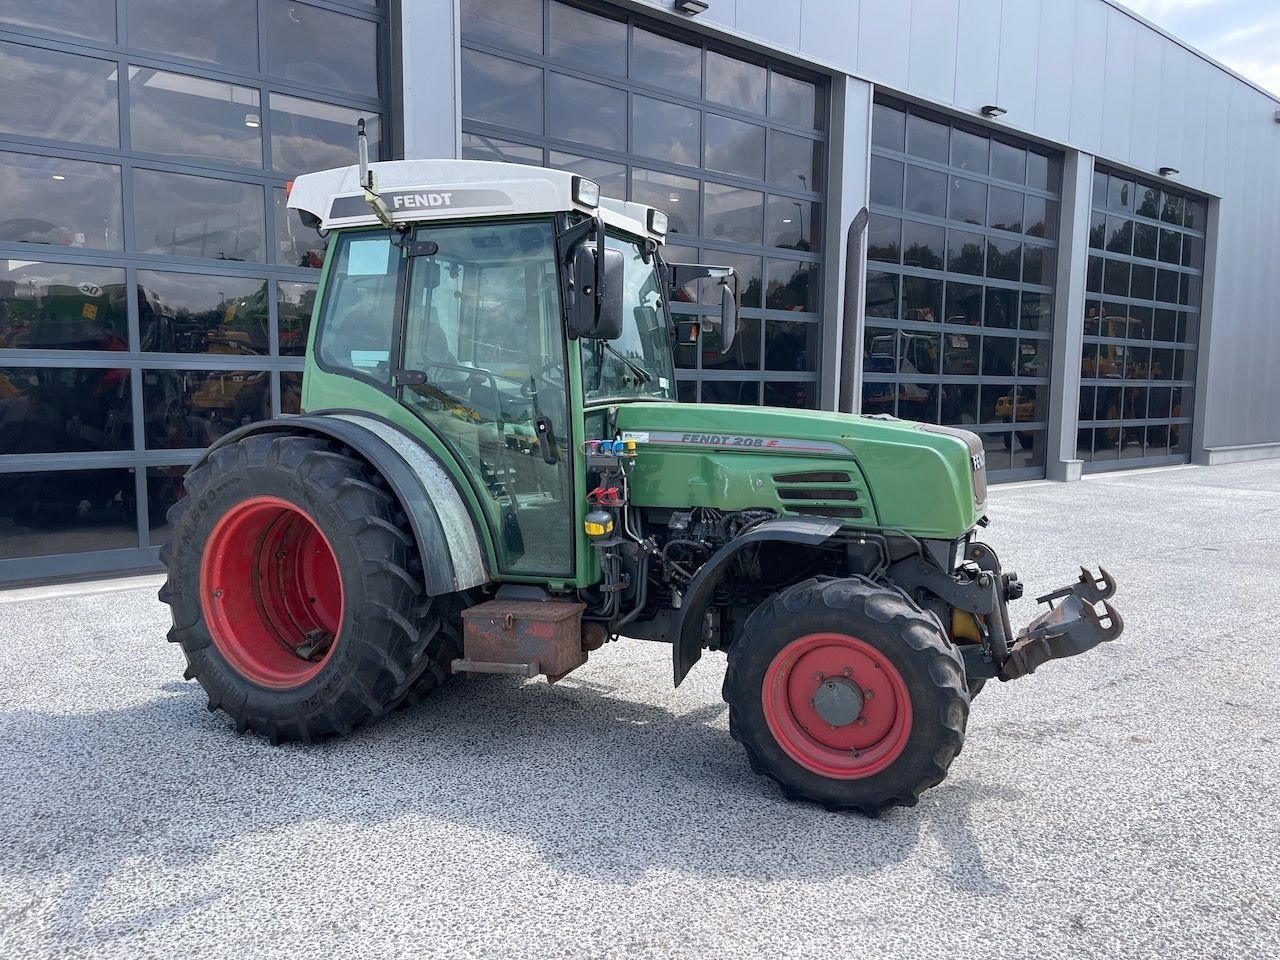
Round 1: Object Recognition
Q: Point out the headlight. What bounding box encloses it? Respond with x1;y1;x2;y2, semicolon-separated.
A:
572;176;600;208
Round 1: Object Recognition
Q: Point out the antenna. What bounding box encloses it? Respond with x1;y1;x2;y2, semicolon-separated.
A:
357;118;395;229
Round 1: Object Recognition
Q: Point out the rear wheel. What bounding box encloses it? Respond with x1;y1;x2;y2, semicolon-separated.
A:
724;577;968;813
159;434;458;742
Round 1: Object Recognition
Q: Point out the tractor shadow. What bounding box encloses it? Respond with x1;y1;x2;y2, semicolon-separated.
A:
1;671;1019;942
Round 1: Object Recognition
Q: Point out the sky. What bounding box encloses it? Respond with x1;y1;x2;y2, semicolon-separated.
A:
1119;0;1280;97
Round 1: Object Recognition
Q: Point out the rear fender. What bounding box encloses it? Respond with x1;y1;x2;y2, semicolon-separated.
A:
671;517;842;686
190;414;488;596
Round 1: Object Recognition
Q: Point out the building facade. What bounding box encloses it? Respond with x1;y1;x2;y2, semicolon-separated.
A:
2;0;1278;583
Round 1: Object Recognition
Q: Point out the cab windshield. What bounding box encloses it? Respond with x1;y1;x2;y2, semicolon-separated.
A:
581;233;677;404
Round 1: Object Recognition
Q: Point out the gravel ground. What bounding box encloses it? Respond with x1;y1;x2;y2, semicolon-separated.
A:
2;461;1278;960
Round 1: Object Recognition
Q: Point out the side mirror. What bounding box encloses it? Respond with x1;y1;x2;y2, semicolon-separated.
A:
719;282;737;353
569;241;624;340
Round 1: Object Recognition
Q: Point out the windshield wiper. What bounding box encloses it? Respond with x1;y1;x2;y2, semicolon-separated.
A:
600;342;653;384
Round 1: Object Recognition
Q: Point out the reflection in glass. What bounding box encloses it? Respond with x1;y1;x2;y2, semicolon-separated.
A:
766;260;817;312
764;381;815;409
702;317;761;371
281;371;303;415
0;151;122;249
986;237;1021;281
631;28;700;95
1022;244;1054;286
460;0;542;54
1020;293;1052;331
137;271;267;355
982;335;1016;377
872;103;906;151
0;261;126;350
945;283;983;326
130;66;262;167
549;1;626;75
941;382;978;424
706;51;765;114
769;72;818;127
942;332;978;377
870;156;904;207
461;49;543;133
266;0;380;96
768;129;820;191
903;220;944;270
631;169;698;235
550;152;626;199
0;1;115;41
991;140;1025;184
905;165;947;217
1025;196;1056;238
951;128;988;173
699;252;761;309
704;183;762;245
906;114;948;163
902;276;941;323
867;214;901;264
549;74;625;151
0;368;131;455
278;282;316;357
271;95;379;174
464;133;542;164
128;0;258;71
948;177;986;225
133;169;265;262
984;288;1017;329
865;273;899;320
146;464;190;547
988;187;1023;233
0;41;118;146
143;368;272;449
705;114;766;180
0;469;138;558
764;320;818;371
273;187;327;269
947;230;985;276
766;196;816;251
633;94;699;165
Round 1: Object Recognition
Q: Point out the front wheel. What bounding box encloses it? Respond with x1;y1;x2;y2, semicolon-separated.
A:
723;577;969;813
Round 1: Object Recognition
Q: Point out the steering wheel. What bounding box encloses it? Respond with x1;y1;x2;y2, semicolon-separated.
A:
520;358;565;397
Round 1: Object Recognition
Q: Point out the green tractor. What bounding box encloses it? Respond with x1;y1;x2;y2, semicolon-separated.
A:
160;134;1123;812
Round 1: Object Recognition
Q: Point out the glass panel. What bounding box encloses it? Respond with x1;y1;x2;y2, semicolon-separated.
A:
1020;293;1052;331
766;260;818;312
1153;309;1177;342
769;71;818;128
981;334;1016;377
1133;222;1158;260
460;0;542;54
948;177;986;226
861;379;896;417
986;237;1021;281
898;331;940;374
464;133;542;164
703;317;761;370
704;182;762;245
902;220;944;270
701;251;761;308
906;113;948;163
706;51;765;114
145;464;190;545
1092;171;1108;207
548;151;626;199
273;186;327;268
766;196;816;251
0;261;126;350
1017;339;1049;379
951;128;988;174
980;384;1015;424
864;272;899;320
904;165;947;217
1160;192;1185;225
705;113;766;180
863;326;896;373
1022;244;1055;286
1130;263;1156;300
764;320;818;371
0;41;117;147
631;27;700;96
1184;198;1206;230
137;271;268;355
133;169;265;262
898;382;938;423
1136;184;1160;219
947;230;985;276
1103;259;1130;297
0;367;131;454
1129;304;1153;338
870;156;904;208
633;94;700;166
1089;211;1106;249
548;73;625;151
1105;216;1132;255
1158;228;1182;264
142;368;271;448
461;49;542;134
0;0;115;41
1026;152;1058;191
988;187;1023;233
984;288;1017;329
549;1;625;75
130;66;262;167
278;281;315;357
703;380;760;405
764;381;816;408
867;213;901;264
1181;233;1203;269
1024;196;1056;238
991;140;1026;184
768;129;820;191
676;380;696;402
1086;255;1102;293
902;276;942;324
266;0;379;96
0;150;122;249
945;282;983;326
631;169;698;236
127;0;257;71
872;103;906;151
941;382;978;424
1155;269;1179;303
401;220;573;575
942;332;978;376
0;469;137;557
1107;177;1133;212
271;94;378;175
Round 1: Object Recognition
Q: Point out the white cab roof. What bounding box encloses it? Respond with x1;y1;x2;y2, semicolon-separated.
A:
287;159;662;241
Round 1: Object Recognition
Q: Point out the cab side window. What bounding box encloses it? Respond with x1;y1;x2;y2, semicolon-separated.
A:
315;232;400;383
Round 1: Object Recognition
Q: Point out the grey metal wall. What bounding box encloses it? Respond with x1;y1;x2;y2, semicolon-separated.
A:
405;0;1280;460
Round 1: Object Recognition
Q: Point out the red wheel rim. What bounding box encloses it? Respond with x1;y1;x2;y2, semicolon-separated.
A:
761;632;912;779
200;496;343;689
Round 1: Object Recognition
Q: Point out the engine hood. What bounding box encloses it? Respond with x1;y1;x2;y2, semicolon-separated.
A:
608;402;987;541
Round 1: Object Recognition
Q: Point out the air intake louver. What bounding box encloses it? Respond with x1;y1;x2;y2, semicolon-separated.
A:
772;471;864;521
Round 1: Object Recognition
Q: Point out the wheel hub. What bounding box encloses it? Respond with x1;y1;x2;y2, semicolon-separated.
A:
811;676;864;727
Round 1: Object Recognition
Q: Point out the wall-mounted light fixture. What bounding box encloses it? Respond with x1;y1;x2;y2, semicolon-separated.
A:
1159;166;1179;177
980;105;1007;119
674;0;709;15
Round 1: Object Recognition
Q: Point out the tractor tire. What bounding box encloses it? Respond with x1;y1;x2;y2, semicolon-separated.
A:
723;577;969;814
158;434;458;743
